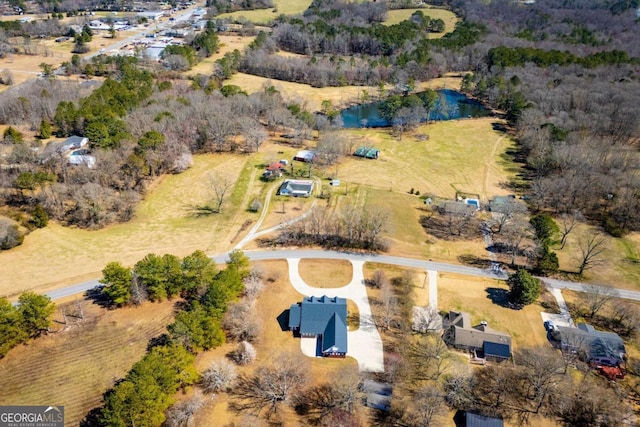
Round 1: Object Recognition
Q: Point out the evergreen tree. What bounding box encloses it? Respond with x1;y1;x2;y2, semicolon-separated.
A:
100;262;133;307
31;205;48;228
507;269;542;306
38;119;51;139
17;292;55;338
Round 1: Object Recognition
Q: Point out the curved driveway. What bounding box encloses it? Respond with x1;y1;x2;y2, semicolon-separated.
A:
288;259;384;372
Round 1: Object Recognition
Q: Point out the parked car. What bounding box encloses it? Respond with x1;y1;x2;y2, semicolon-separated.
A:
543;320;556;331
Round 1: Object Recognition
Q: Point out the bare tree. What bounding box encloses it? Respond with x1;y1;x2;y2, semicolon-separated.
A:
165;393;206;427
241;119;268;152
295;366;360;421
410;335;451;381
379;278;398;330
243;274;265;301
201;359;238;393
368;269;388;288
223;302;261;342
231;340;257;365
402;385;447;427
559;209;583;249
208;172;233;213
229;352;309;418
582;284;619;319
498;214;534;267
491;200;527;234
577;232;608;275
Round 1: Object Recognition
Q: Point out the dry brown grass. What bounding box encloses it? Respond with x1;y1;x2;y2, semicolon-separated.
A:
0;300;175;425
0;154;254;297
190;260;361;425
554;223;640;290
298;259;352;288
438;273;549;349
185;35;256;77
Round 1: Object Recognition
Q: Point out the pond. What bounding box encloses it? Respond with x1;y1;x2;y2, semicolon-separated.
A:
340;89;490;128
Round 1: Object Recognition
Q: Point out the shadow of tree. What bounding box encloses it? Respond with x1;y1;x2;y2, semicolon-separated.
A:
84;286;112;308
485;287;512;308
185;204;218;217
458;254;493;269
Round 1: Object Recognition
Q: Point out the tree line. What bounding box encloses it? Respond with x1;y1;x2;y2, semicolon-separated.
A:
267;204;389;251
449;0;640;236
88;249;250;427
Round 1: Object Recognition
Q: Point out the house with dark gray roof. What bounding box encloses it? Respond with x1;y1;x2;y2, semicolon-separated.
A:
278;179;314;197
551;323;626;365
442;311;511;361
439;200;478;216
289;295;348;357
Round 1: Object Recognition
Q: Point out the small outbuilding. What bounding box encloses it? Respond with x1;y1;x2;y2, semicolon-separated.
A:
353;146;380;159
293;150;316;163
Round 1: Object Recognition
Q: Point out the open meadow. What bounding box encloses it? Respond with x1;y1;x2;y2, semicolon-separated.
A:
217;0;312;24
226;72;464;112
383;7;458;38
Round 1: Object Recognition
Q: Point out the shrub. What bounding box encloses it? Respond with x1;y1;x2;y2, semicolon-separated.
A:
249;198;262;212
0;216;24;250
31;205;49;229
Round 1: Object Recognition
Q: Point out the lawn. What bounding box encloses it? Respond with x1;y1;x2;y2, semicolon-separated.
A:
383;7;458;38
299;259;353;288
217;0;312;24
553;222;640;291
338;117;516;201
185;35;256;77
0;300;176;425
438;273;549;349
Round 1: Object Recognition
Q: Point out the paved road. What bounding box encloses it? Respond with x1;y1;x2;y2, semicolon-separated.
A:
45;249;640;302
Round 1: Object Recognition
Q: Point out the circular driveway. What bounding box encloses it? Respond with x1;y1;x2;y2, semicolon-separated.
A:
288;259;385;372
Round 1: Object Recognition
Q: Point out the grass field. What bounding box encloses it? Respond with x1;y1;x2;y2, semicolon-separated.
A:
0;154;257;297
0;300;176;425
299;259;353;288
554;223;640;291
186;35;256;77
438;273;549;348
226;72;463;112
383;7;458;38
218;0;312;24
339;117;515;200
